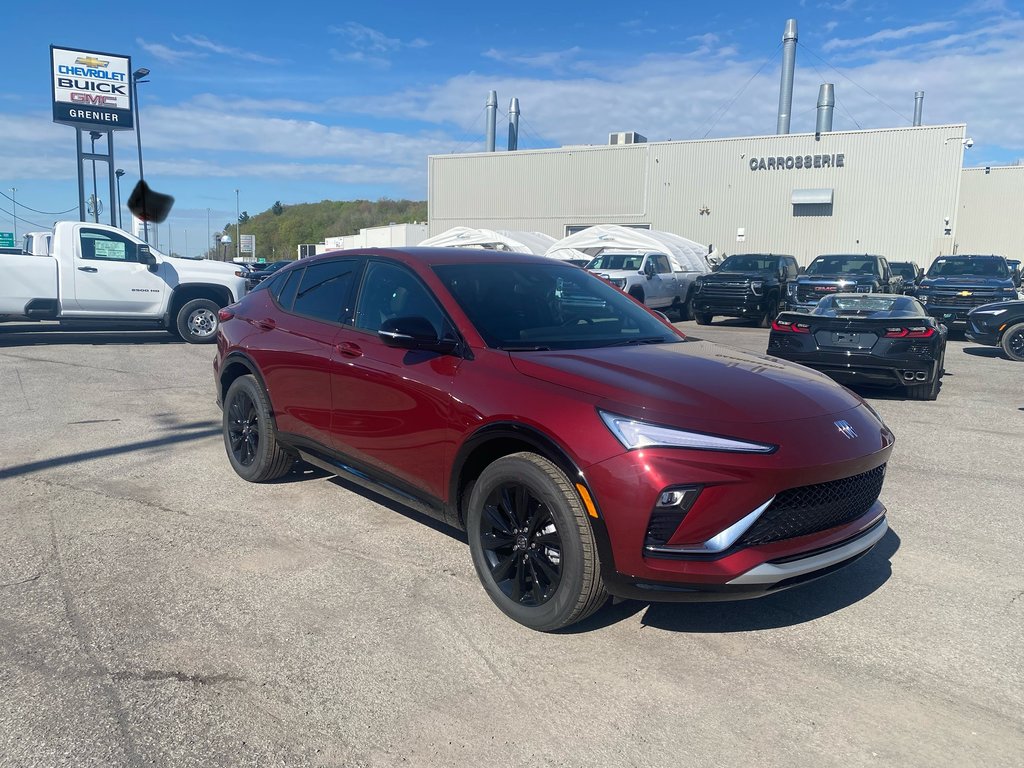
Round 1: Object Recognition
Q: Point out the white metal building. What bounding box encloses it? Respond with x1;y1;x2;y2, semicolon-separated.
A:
428;124;1022;267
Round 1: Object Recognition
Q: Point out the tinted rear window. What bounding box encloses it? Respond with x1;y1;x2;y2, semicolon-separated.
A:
292;260;360;323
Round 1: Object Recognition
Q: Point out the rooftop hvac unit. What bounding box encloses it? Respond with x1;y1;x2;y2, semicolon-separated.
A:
609;131;647;145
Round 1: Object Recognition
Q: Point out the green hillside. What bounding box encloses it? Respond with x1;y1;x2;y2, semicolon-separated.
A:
208;198;427;261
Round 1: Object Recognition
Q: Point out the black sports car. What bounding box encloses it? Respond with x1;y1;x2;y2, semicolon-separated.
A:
966;300;1024;361
767;293;947;400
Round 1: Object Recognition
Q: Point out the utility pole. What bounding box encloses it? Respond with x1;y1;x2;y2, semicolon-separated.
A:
235;189;240;262
206;208;211;259
9;188;15;240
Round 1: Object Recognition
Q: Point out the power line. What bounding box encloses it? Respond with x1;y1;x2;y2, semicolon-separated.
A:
447;105;488;154
0;204;51;230
798;42;911;124
699;42;783;139
0;189;77;216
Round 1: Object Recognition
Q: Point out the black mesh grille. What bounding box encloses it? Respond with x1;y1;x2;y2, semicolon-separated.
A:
737;464;886;548
930;293;1001;309
645;511;686;546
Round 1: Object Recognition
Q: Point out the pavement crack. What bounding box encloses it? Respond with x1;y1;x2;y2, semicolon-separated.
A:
0;571;44;588
111;670;243;686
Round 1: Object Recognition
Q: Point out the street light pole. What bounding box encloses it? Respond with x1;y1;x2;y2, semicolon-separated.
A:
89;130;102;223
9;188;15;240
132;67;151;242
235;189;240;262
115;169;125;229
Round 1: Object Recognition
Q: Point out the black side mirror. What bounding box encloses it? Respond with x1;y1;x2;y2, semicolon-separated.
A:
643;261;655;278
798;266;806;275
138;246;157;267
379;316;458;354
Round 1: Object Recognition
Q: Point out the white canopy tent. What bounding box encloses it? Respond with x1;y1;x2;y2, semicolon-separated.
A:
545;225;713;273
418;227;557;256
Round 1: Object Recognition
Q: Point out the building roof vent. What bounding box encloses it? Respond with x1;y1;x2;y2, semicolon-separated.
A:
609;131;647;145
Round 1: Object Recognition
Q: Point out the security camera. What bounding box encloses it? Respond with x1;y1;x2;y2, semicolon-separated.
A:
963;138;974;148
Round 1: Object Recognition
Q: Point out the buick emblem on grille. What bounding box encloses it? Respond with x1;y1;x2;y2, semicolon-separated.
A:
834;420;858;439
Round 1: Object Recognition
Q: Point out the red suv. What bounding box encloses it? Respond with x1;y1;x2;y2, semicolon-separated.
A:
214;248;894;631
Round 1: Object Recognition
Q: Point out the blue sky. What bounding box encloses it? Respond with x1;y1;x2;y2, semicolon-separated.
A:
4;0;1022;255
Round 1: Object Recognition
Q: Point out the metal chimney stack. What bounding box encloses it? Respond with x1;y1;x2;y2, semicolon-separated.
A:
777;18;798;134
815;83;835;134
485;90;497;152
913;91;924;126
507;97;520;151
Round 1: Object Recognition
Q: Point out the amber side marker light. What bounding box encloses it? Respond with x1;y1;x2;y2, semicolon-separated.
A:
575;484;599;518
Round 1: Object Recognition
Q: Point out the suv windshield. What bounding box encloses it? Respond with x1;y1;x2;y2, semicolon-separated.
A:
926;257;1008;278
805;255;879;277
891;263;918;280
719;255;779;272
433;262;681;350
586;253;645;271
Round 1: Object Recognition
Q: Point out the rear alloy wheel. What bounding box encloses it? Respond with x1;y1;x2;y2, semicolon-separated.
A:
1000;322;1024;362
759;297;780;329
695;312;713;325
467;453;607;631
223;374;294;482
176;298;220;344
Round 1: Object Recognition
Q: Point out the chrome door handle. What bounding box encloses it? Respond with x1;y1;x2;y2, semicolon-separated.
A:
77;266;98;273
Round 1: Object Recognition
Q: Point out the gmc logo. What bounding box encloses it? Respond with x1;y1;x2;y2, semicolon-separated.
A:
814;286;838;292
70;92;117;106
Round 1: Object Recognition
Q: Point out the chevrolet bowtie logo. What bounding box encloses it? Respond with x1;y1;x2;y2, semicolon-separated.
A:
76;56;109;68
958;290;972;296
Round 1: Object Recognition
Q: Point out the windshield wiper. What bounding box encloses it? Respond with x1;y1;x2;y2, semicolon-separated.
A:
498;344;551;351
603;336;669;347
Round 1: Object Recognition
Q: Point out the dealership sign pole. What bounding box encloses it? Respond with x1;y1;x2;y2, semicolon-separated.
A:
50;46;134;227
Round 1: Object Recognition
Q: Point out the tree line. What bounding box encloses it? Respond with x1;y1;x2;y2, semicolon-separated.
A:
205;198;427;261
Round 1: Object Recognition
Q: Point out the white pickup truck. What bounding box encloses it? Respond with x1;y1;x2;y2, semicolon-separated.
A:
0;221;247;343
586;250;700;319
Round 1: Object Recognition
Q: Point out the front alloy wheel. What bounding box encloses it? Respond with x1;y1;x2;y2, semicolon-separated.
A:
1001;323;1024;362
222;374;294;482
467;453;607;631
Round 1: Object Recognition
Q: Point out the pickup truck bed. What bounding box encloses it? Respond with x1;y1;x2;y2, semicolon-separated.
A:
0;254;57;317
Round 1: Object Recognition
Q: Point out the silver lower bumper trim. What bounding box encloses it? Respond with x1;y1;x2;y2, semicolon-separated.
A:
727;511;888;586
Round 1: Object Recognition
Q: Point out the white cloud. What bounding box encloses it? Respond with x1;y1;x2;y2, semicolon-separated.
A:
328;21;431;66
823;21;955;51
171;34;282;64
824;21;840;33
136;38;199;65
482;47;583;69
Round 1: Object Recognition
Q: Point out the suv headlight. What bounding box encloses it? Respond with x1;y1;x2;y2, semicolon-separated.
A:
787;283;798;297
750;280;763;296
610;277;627;289
599;411;776;453
972;307;1008;316
695;280;704;293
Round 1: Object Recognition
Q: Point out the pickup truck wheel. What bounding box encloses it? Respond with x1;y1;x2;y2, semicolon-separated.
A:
759;298;780;329
467;453;608;631
694;312;713;325
176;298;220;344
628;288;645;306
223;375;294;482
1000;322;1024;361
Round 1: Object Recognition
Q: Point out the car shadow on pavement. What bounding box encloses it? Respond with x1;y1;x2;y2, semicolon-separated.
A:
326;473;468;544
962;346;1004;359
0;324;182;346
564;528;900;634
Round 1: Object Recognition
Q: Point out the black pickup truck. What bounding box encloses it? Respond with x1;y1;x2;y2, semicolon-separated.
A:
916;255;1020;325
787;253;901;313
691;253;800;327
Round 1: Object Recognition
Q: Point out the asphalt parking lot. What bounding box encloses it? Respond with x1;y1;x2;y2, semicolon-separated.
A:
0;319;1021;767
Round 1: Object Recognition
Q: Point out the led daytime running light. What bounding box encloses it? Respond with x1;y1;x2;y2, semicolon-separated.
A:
599;411;776;454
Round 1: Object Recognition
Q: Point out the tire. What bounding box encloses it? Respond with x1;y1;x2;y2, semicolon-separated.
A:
694;312;713;325
758;297;780;329
176;298;220;344
677;291;695;322
1000;322;1024;362
628;288;645;306
222;375;294;482
466;452;608;631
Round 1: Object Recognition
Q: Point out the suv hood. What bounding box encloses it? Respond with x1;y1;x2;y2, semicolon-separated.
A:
509;340;861;424
589;268;642;279
798;274;874;283
704;270;774;280
921;276;1013;289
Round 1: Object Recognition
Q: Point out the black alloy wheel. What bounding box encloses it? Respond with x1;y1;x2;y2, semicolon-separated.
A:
222;374;294;482
227;389;259;467
1001;323;1024;362
479;483;563;607
466;453;607;631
